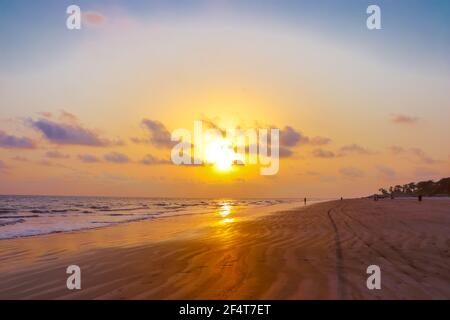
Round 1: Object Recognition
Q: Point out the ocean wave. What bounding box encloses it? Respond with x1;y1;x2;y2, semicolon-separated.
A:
0;219;25;227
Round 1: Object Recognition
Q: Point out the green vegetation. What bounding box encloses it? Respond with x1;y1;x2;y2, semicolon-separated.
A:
377;177;450;197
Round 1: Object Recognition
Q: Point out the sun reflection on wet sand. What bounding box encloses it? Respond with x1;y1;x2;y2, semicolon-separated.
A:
219;217;235;224
217;201;237;224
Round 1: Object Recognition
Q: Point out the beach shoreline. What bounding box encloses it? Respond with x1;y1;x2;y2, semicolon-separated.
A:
0;198;449;299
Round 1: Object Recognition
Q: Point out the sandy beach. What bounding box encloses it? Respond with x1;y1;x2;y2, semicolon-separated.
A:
0;198;449;299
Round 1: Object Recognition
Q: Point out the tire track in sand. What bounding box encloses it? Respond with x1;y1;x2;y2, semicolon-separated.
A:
327;206;347;299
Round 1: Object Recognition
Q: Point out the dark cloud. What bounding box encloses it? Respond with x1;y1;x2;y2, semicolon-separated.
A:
279;147;294;158
376;165;396;179
29;118;110;146
340;167;364;178
46;151;70;159
312;149;335;158
279;126;302;147
104;152;129;164
0;130;35;149
280;126;330;147
339;144;373;156
78;154;99;163
390;114;419;124
140;154;171;165
141;119;173;148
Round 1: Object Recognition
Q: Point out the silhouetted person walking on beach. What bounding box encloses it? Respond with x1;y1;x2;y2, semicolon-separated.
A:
304;197;306;205
418;195;422;202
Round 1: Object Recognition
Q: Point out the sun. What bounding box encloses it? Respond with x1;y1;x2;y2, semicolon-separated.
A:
203;137;237;172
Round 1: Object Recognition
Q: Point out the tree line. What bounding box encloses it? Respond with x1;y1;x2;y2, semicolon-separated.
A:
377;177;450;197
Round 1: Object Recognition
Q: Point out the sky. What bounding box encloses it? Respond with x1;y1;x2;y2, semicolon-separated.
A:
0;0;449;198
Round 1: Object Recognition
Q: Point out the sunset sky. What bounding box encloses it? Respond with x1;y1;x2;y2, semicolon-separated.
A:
0;0;449;198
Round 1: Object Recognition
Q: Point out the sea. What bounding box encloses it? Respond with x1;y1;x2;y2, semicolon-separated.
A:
0;195;327;240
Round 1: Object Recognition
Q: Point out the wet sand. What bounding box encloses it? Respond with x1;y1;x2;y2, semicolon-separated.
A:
0;198;449;299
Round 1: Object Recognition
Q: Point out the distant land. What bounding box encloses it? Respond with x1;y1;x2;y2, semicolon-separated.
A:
374;177;450;197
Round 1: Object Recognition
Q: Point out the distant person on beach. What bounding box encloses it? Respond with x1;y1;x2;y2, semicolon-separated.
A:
418;195;422;202
304;197;306;205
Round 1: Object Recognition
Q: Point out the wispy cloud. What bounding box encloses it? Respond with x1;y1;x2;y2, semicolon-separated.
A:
104;152;129;164
388;146;438;164
390;114;419;124
140;154;171;165
82;11;106;27
46;151;70;159
307;136;332;145
340;166;364;178
0;160;7;171
312;148;335;158
414;167;439;179
339;144;374;156
376;165;396;179
11;156;28;162
78;154;100;163
0;130;35;149
409;148;438;164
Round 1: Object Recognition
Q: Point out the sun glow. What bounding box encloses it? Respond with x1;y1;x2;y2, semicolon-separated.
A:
203;137;237;172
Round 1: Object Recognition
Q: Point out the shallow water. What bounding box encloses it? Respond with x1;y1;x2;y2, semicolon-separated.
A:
0;195;327;239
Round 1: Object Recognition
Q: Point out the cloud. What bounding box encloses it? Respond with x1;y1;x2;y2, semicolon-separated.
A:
279;127;330;147
140;154;171;165
29;118;111;146
414;167;439;179
273;126;331;157
312;148;335;158
340;167;364;178
376;165;396;179
0;130;35;149
339;144;373;156
388;146;438;164
78;154;99;163
11;156;28;162
141;119;173;148
37;160;56;167
82;11;106;27
279;126;302;147
388;145;405;155
46;151;70;159
409;148;437;164
390;114;419;124
308;136;332;146
279;146;294;158
59;110;78;123
104;152;129;164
